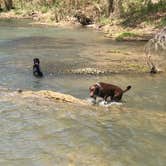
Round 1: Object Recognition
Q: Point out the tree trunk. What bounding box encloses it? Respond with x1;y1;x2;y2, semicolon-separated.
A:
0;0;2;10
4;0;13;10
113;0;123;18
106;0;123;18
107;0;114;16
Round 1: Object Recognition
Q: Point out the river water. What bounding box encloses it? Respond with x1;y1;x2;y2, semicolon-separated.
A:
0;19;165;166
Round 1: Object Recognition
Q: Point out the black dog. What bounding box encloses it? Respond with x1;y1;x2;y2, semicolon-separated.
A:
89;82;131;103
33;58;43;77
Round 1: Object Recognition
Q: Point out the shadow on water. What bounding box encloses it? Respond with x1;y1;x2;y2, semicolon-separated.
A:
0;19;166;166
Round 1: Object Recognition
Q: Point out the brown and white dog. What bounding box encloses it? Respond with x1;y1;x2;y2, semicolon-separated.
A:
89;82;131;103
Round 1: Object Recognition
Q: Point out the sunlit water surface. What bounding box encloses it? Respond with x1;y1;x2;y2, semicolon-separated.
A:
0;19;165;166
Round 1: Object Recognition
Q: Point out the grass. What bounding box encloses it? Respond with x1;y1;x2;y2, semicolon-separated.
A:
41;6;50;14
116;32;138;41
98;17;112;25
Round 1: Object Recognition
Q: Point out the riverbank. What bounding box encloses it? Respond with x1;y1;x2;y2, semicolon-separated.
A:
0;10;161;41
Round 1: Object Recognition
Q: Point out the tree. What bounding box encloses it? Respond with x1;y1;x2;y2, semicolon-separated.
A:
107;0;114;16
0;0;2;10
106;0;123;18
4;0;13;10
145;27;166;73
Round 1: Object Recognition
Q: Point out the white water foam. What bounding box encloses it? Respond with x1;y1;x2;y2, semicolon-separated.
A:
99;101;122;107
87;98;123;107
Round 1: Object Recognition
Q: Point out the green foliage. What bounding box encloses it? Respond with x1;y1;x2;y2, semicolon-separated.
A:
116;32;138;41
99;17;112;25
14;8;22;15
122;0;166;27
160;17;166;26
1;0;165;29
10;0;103;21
145;0;166;13
41;6;49;13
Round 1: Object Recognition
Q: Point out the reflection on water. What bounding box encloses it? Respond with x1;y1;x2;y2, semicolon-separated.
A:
0;19;166;166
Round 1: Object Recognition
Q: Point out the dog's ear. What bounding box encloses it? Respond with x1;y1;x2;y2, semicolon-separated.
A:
95;84;103;96
94;85;100;95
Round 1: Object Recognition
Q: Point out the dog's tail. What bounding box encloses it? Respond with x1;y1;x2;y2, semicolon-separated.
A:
123;85;131;93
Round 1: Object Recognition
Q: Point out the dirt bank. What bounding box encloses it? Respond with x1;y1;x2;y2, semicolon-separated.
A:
0;10;159;40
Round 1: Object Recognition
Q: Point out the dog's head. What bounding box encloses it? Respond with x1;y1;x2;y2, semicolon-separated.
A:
89;84;100;98
33;58;40;65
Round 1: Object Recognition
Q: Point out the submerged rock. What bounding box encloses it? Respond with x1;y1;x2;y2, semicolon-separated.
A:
0;88;87;105
21;90;87;105
66;68;109;75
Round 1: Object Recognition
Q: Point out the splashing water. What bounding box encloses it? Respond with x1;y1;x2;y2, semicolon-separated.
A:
87;98;123;107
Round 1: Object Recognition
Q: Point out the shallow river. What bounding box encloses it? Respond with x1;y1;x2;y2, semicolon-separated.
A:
0;19;165;166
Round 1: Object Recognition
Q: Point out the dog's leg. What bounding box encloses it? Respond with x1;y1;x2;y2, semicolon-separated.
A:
104;96;109;105
91;96;97;104
112;91;121;102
